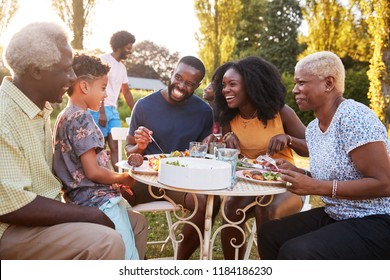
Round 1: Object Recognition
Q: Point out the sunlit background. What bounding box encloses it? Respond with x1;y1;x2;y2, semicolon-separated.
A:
2;0;199;56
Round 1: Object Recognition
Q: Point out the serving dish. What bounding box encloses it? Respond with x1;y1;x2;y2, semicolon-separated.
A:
158;157;231;190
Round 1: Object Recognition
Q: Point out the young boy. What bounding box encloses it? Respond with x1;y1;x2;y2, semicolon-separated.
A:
53;53;139;260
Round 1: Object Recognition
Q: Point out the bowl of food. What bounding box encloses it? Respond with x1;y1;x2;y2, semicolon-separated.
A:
157;157;231;190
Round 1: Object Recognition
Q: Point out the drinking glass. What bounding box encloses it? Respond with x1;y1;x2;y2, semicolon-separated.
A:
208;141;226;155
189;142;208;158
215;148;239;189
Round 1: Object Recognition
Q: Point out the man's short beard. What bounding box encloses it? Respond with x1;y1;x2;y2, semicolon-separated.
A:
167;81;192;103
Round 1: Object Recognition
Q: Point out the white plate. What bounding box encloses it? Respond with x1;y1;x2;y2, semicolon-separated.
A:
117;153;216;174
116;160;158;175
236;170;286;187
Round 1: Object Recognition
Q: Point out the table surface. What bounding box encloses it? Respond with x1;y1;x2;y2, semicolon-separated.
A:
127;165;287;260
130;172;287;196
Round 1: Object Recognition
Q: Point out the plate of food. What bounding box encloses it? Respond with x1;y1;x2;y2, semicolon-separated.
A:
121;150;215;174
236;170;286;186
116;153;159;175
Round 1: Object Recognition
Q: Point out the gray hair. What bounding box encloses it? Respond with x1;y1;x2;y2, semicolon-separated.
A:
3;21;72;76
295;51;345;93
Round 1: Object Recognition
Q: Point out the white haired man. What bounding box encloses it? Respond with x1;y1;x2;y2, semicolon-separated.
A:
0;22;147;259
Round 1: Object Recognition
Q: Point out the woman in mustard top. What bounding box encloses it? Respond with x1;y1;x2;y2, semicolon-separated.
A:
208;56;309;259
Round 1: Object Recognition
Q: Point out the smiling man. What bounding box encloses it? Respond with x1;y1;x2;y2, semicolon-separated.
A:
90;30;136;172
124;56;219;259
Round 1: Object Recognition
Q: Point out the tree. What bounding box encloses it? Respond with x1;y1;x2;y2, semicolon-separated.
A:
258;0;303;74
52;0;98;50
0;0;18;34
299;0;370;62
232;0;267;59
126;63;160;80
195;0;242;81
359;0;390;124
125;40;180;85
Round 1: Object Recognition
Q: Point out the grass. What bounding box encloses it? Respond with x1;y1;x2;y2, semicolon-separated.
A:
141;153;324;260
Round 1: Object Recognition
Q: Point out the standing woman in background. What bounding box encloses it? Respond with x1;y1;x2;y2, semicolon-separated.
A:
206;56;308;259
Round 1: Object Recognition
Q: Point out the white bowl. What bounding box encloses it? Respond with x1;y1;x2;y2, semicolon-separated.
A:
158;157;231;190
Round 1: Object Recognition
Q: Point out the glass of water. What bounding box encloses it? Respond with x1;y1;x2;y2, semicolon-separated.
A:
189;142;208;158
215;148;239;189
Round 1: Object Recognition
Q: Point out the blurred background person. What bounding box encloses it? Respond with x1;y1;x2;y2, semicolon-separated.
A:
90;30;136;171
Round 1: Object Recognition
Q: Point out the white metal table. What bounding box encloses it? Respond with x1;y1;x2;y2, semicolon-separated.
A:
130;171;286;260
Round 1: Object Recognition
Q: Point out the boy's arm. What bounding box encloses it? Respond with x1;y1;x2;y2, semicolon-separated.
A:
80;149;134;187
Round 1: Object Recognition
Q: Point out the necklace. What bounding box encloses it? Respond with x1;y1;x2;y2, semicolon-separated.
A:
241;110;258;128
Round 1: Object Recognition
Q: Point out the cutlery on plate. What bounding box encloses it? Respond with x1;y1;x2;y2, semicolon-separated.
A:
257;154;280;171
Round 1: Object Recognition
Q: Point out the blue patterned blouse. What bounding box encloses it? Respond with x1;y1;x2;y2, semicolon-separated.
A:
306;99;390;220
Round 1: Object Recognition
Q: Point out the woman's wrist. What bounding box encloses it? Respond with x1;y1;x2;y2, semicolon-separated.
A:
301;168;309;176
286;134;293;146
222;132;234;143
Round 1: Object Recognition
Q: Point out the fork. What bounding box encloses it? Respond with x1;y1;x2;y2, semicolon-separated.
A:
257;154;280;171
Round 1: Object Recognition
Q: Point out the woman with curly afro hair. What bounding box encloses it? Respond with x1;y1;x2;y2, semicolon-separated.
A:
205;56;308;259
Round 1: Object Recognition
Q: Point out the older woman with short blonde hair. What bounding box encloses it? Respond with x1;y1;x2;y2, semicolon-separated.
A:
258;51;390;260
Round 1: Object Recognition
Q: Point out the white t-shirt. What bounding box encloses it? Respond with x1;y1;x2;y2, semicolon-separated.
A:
100;53;128;107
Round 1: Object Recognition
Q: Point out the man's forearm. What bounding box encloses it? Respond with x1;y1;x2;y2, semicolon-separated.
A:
0;196;115;228
122;88;134;110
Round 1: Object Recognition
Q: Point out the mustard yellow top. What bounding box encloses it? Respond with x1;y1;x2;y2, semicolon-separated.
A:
230;113;294;163
0;77;62;238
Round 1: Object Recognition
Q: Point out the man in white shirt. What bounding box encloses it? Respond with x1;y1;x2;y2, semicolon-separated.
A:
90;31;135;171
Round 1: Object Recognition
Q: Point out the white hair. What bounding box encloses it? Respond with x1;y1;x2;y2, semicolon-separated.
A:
3;21;72;76
295;51;345;93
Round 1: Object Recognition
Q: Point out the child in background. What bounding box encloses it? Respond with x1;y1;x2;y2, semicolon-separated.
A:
53;53;139;260
203;82;221;136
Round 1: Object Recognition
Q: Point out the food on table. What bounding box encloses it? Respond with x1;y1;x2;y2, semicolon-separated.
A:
165;160;188;167
242;170;282;181
170;150;190;157
147;150;190;171
147;154;167;171
127;153;144;167
243;170;264;180
262;171;282;181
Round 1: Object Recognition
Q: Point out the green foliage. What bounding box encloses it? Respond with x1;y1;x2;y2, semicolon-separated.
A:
126;63;160;80
232;0;267;59
257;0;303;74
126;40;180;85
117;90;150;125
344;67;370;105
195;0;242;82
299;0;371;62
359;0;389;123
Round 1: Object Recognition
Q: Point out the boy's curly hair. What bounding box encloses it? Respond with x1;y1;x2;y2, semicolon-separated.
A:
67;53;110;96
